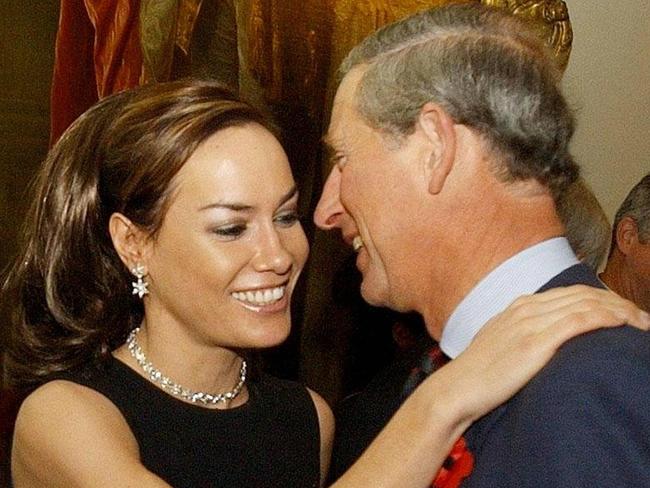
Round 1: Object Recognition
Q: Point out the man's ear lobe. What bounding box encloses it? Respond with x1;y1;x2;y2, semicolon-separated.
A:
615;216;639;255
418;102;457;195
109;212;149;270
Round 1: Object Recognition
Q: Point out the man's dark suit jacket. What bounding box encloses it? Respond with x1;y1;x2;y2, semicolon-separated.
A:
464;263;650;487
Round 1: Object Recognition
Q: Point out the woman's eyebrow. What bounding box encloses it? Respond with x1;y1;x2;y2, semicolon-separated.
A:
199;201;253;212
199;186;298;212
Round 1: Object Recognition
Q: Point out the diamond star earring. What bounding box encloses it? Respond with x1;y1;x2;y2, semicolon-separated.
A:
131;264;149;298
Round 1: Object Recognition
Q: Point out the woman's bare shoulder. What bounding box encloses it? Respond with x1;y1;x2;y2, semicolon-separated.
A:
15;379;135;440
12;379;166;487
307;388;334;486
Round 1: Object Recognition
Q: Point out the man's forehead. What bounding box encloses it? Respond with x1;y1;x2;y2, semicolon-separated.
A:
324;103;349;153
327;73;367;144
324;108;361;156
330;67;365;119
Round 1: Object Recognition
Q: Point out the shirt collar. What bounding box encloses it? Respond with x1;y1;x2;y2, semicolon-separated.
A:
439;237;579;359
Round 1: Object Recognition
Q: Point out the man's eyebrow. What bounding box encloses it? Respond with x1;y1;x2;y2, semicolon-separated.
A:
321;135;343;170
199;186;298;212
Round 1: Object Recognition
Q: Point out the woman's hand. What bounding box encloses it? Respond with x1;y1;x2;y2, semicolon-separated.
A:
440;284;650;424
332;285;649;488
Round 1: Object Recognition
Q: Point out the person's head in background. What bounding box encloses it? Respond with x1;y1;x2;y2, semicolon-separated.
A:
600;173;650;312
556;178;611;272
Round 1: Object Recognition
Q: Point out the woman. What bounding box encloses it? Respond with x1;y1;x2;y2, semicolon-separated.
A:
4;80;648;487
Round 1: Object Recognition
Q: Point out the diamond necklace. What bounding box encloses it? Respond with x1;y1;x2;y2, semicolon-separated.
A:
126;327;247;406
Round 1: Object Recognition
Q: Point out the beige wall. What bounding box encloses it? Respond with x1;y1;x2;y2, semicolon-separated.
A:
563;0;650;220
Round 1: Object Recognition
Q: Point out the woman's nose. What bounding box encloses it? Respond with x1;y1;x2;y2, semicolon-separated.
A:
252;227;293;274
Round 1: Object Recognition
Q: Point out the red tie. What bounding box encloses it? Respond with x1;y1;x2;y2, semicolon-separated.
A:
403;345;474;488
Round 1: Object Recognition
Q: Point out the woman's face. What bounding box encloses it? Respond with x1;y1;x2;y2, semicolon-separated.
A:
142;123;308;350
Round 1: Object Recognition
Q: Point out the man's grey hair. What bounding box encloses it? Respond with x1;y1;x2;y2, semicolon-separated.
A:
339;2;578;196
613;173;650;244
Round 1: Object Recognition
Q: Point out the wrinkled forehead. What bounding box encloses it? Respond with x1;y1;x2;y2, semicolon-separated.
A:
327;68;371;145
332;67;367;120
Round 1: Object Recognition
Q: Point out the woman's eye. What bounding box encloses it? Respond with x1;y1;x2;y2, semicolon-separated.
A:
274;212;300;227
212;224;247;239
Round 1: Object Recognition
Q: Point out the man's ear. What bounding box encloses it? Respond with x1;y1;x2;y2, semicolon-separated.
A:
417;102;457;195
109;212;149;271
615;216;639;256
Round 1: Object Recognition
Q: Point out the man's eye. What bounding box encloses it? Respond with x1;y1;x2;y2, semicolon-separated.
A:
213;225;246;239
274;212;301;227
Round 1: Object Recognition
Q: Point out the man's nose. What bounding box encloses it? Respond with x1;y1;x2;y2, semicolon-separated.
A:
314;167;345;230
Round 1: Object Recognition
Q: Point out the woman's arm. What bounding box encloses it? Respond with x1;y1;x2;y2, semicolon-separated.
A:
12;380;171;488
331;285;650;487
308;388;335;487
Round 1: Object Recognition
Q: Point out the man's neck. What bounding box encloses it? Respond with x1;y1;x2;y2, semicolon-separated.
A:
421;200;564;340
438;237;580;358
600;254;647;312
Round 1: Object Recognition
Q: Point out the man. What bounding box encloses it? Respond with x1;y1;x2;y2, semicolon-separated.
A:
314;3;650;486
556;177;611;271
600;173;650;312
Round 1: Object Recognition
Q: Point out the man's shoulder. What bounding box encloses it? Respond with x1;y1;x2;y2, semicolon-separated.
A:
528;263;650;397
549;323;650;370
518;325;650;407
466;324;650;449
464;326;650;487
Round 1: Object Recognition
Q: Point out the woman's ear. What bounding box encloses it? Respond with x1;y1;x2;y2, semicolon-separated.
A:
417;102;457;195
108;212;149;271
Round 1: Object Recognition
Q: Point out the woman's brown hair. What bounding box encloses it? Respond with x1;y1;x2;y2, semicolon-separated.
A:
2;79;273;390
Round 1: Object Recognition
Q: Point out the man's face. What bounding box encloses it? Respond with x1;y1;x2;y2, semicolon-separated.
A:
628;230;650;312
313;69;430;311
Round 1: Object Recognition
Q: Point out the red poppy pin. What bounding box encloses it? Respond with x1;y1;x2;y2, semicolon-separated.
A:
432;437;474;488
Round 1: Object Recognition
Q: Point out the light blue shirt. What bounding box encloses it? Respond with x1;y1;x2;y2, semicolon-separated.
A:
440;237;580;359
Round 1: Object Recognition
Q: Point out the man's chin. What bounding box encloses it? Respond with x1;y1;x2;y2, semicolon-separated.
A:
359;280;389;308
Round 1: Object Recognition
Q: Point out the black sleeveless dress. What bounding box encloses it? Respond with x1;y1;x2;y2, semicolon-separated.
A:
62;357;321;488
